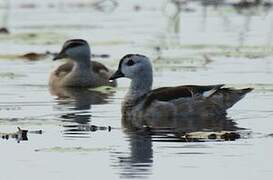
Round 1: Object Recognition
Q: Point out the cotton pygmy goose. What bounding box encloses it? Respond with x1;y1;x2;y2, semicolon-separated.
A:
49;39;116;88
110;54;253;127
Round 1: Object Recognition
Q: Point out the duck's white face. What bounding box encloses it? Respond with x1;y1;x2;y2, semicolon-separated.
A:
53;39;91;62
110;54;153;80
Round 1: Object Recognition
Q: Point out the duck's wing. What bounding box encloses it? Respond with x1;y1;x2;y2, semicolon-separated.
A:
54;61;109;77
143;84;253;109
144;84;224;107
91;61;117;86
54;62;73;77
91;61;109;74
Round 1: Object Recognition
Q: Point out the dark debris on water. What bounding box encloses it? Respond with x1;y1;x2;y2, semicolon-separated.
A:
132;126;242;142
1;127;42;143
0;27;9;34
18;51;110;61
19;52;51;61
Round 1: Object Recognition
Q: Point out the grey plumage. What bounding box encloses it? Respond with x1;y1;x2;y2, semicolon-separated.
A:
110;54;253;129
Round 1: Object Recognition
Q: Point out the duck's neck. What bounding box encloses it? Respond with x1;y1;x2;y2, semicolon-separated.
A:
71;56;91;75
126;72;153;102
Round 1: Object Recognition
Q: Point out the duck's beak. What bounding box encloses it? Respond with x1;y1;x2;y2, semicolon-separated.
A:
109;69;124;80
53;50;67;61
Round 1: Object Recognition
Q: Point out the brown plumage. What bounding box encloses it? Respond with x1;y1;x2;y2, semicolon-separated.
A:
54;61;73;77
49;39;116;88
54;61;109;77
50;60;116;88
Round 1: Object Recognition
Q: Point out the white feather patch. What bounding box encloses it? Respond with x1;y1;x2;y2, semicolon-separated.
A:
203;88;218;98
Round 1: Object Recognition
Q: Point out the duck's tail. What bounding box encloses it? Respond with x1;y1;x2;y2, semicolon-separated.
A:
213;87;253;109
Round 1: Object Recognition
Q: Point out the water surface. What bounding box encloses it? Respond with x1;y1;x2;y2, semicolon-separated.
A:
0;1;273;179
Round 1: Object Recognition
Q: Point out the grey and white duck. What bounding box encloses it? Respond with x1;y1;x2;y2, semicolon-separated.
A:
49;39;117;88
110;54;253;128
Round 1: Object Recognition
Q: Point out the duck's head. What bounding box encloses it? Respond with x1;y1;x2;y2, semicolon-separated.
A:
110;54;153;80
53;39;91;62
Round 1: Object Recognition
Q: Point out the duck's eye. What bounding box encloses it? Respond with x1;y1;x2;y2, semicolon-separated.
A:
126;59;135;66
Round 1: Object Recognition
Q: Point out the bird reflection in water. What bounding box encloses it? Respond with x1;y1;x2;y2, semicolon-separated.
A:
111;115;244;178
111;133;153;179
50;86;113;138
122;114;243;142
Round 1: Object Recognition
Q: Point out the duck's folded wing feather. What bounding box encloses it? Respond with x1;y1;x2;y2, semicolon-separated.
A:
55;61;109;77
91;61;109;74
54;62;73;77
143;84;225;108
91;61;117;86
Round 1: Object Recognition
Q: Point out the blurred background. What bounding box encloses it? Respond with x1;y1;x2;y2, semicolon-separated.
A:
0;0;273;180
